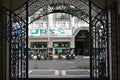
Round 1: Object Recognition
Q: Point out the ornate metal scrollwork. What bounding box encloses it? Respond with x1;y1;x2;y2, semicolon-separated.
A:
1;0;114;80
0;5;28;79
90;9;109;78
14;0;102;24
10;14;28;79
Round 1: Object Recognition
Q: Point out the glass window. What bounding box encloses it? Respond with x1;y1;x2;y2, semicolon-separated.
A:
53;42;70;48
30;42;47;48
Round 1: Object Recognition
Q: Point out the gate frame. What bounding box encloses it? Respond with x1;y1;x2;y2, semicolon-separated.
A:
0;0;117;80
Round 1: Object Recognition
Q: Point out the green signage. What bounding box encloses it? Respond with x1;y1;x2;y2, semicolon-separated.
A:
30;29;72;36
32;29;55;34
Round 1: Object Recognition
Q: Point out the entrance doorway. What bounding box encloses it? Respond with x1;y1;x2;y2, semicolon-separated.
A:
75;41;83;55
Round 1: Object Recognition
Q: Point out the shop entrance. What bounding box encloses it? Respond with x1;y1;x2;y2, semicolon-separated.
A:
75;41;83;56
75;30;89;56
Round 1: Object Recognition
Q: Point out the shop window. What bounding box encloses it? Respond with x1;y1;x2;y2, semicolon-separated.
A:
53;42;70;55
53;42;70;48
30;42;47;48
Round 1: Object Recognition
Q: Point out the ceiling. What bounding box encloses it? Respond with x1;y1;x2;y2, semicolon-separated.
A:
0;0;115;11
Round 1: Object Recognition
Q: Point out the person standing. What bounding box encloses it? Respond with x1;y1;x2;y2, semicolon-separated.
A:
58;48;62;60
76;48;81;58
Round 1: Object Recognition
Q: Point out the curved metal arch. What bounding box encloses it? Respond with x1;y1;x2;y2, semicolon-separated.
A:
0;5;26;41
28;5;89;24
14;0;102;23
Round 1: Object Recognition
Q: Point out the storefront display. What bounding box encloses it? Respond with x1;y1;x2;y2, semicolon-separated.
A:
30;42;47;55
30;42;47;48
53;42;70;55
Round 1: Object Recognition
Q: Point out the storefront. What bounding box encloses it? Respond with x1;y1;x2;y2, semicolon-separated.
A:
53;42;70;55
28;28;74;55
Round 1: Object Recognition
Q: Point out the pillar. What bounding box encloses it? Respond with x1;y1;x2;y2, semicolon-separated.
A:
117;0;120;79
70;37;75;48
48;13;53;47
111;1;119;80
0;7;3;80
48;14;53;28
0;7;8;80
70;16;75;48
70;15;75;29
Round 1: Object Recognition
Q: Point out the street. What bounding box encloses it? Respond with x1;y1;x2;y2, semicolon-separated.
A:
28;56;90;78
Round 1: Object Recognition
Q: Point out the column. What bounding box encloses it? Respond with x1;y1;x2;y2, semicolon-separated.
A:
48;14;53;28
70;37;75;48
70;16;75;49
48;14;53;47
0;7;3;80
70;15;75;28
117;0;120;79
111;2;119;80
0;7;8;80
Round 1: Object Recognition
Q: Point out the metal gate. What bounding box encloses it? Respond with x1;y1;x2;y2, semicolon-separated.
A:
89;2;116;80
0;4;28;80
0;0;116;80
9;4;29;80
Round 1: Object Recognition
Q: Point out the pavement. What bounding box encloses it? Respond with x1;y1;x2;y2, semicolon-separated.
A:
28;56;90;78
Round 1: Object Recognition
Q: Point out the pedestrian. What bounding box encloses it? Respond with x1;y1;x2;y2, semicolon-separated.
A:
76;48;81;58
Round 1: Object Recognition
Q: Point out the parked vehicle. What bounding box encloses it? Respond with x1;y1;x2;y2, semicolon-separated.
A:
70;50;75;60
65;50;75;60
66;53;71;60
48;53;53;60
29;54;33;59
65;50;71;60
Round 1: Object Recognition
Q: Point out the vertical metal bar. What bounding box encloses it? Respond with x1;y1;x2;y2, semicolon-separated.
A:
115;4;119;80
17;36;19;78
20;24;22;78
106;11;110;80
105;0;110;80
9;3;12;80
114;3;118;80
9;11;12;80
89;0;93;79
109;6;112;80
26;2;29;79
15;32;17;79
1;7;3;80
94;21;97;78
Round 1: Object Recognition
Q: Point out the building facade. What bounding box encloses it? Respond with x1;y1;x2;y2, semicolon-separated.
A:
28;12;89;55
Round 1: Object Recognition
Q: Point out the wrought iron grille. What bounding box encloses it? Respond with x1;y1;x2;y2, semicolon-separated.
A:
13;0;110;79
14;0;102;24
89;2;115;79
0;5;28;80
10;12;28;80
10;8;28;79
0;0;116;80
